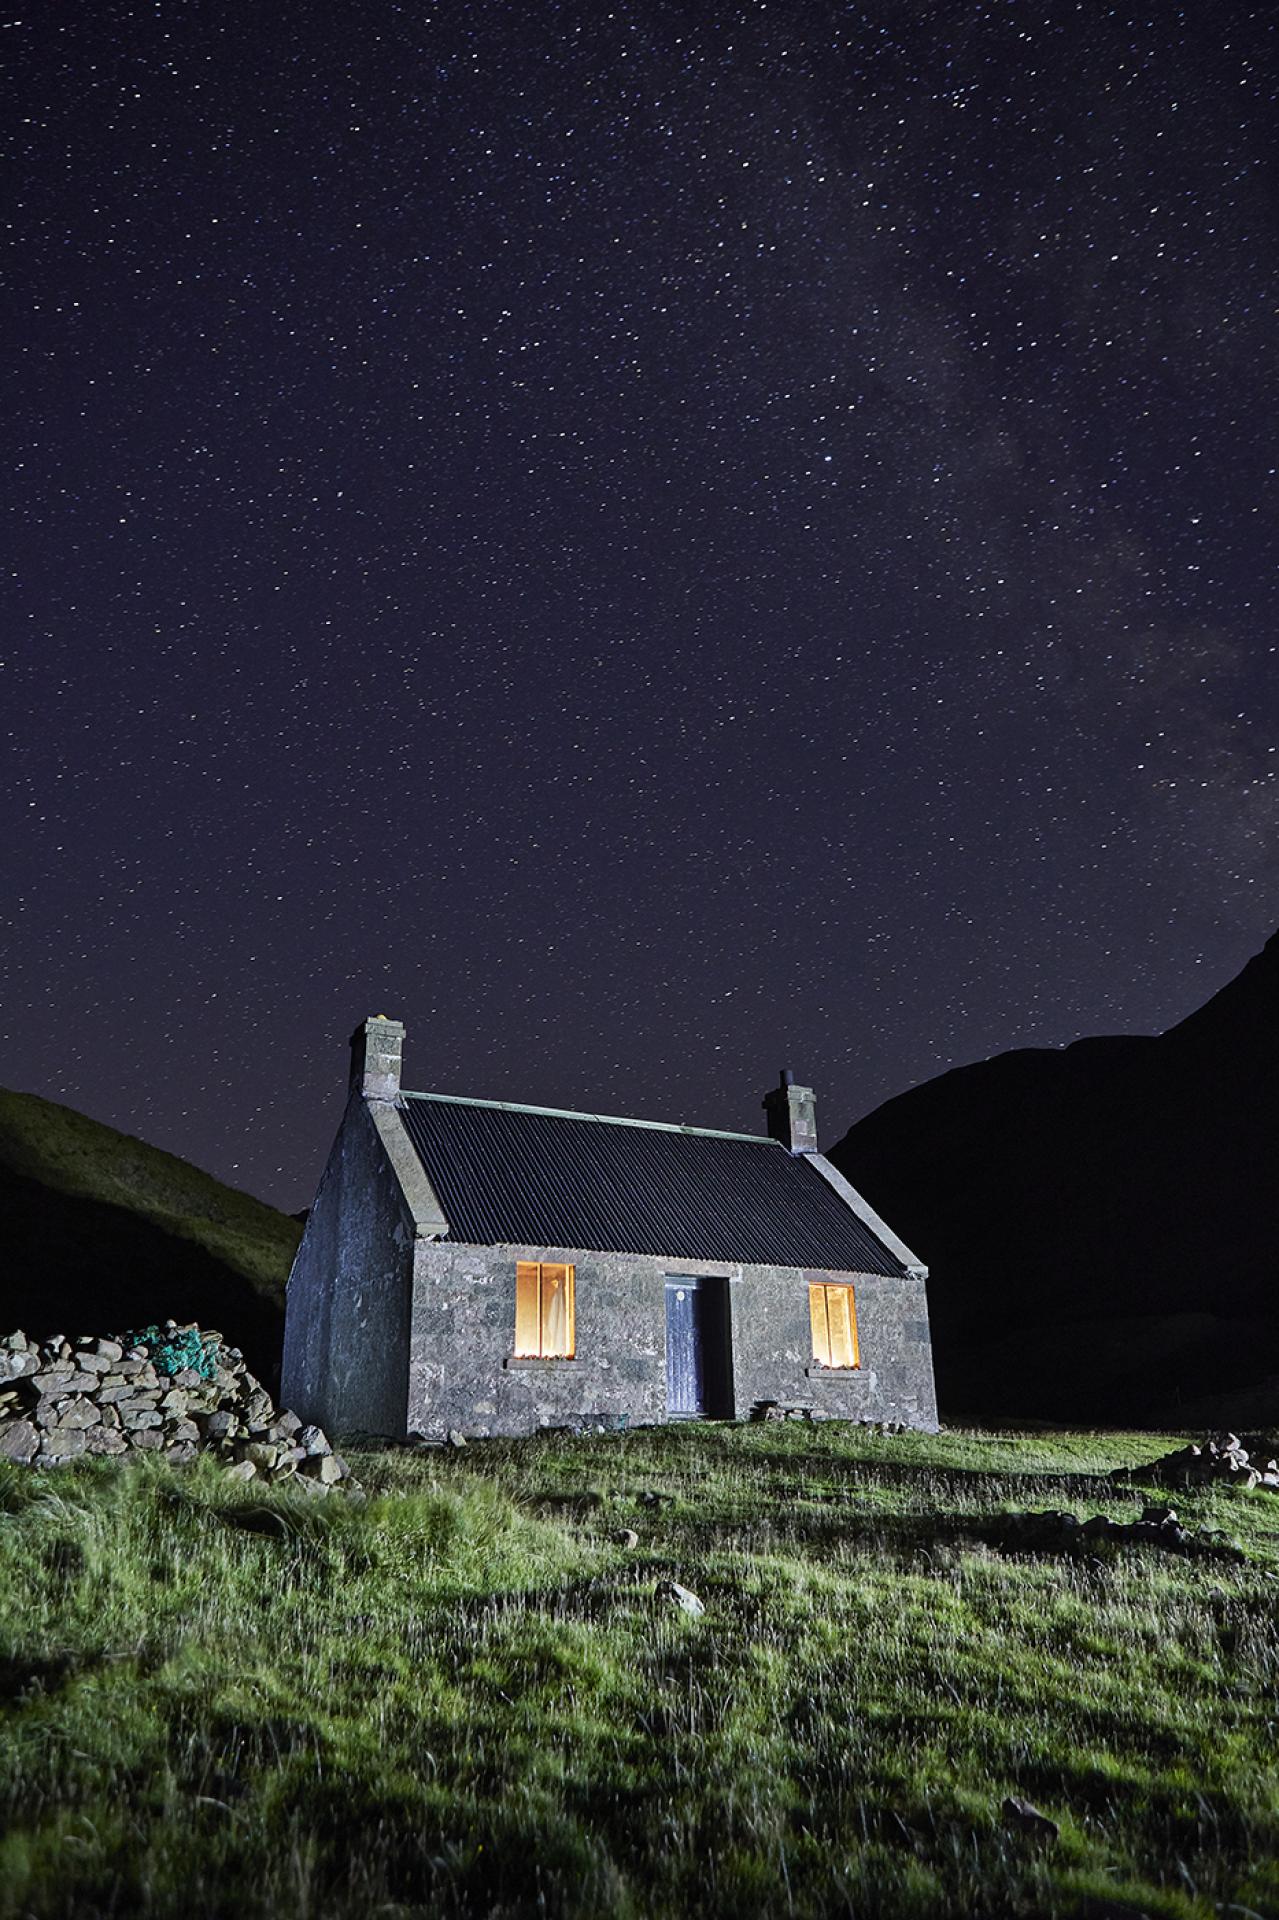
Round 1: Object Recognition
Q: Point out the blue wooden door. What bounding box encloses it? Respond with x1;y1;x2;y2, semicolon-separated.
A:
665;1279;706;1415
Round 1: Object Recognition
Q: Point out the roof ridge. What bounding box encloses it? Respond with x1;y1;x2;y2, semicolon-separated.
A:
399;1087;774;1144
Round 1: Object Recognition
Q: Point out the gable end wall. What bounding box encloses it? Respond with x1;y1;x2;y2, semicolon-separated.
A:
281;1095;415;1436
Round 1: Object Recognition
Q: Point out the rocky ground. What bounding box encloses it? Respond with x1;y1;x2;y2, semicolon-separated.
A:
1110;1431;1279;1491
998;1501;1246;1561
0;1322;353;1490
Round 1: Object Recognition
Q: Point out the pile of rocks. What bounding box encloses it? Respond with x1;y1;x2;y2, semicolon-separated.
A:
751;1403;908;1432
0;1324;354;1492
1001;1504;1242;1560
1110;1433;1279;1492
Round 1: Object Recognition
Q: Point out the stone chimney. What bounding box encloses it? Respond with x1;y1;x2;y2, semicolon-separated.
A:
349;1015;405;1102
762;1069;818;1154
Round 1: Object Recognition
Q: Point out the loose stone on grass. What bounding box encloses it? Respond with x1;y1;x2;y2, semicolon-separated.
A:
656;1579;705;1616
1000;1505;1244;1561
1111;1432;1279;1491
1001;1796;1059;1842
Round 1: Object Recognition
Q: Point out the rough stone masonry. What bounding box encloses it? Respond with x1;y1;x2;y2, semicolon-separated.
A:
0;1322;354;1489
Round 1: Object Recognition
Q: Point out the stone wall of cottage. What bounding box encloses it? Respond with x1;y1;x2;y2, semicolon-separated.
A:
407;1242;938;1439
281;1096;414;1437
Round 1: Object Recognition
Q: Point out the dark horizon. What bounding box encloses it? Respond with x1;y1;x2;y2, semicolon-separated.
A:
7;921;1271;1220
6;2;1277;1210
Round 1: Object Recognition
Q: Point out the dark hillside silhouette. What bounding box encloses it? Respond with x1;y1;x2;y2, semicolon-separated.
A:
830;930;1279;1424
0;1089;296;1387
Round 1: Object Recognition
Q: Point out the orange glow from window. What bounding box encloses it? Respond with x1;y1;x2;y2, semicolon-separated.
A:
514;1262;576;1358
808;1283;860;1369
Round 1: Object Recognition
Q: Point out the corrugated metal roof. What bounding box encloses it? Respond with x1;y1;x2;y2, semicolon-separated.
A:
398;1092;906;1274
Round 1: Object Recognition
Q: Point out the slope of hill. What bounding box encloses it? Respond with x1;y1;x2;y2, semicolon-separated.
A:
830;930;1279;1424
0;1088;298;1384
1;1423;1277;1918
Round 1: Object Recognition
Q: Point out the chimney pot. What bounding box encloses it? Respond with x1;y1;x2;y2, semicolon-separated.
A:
350;1015;405;1102
762;1071;818;1153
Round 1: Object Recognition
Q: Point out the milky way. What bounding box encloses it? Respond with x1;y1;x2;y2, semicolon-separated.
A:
5;2;1278;1205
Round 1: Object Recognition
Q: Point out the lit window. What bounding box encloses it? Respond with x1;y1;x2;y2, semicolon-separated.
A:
809;1283;859;1369
514;1262;576;1358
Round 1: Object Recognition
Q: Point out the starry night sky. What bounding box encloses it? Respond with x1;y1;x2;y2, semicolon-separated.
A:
6;1;1278;1209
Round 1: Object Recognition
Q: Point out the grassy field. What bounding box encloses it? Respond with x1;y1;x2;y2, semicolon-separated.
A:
2;1421;1278;1919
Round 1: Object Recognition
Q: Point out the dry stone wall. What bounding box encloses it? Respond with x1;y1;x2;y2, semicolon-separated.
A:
0;1323;353;1490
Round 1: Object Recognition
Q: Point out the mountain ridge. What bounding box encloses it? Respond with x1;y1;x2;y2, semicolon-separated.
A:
830;929;1279;1422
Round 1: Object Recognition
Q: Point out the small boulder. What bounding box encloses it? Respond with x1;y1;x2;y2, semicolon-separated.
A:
656;1579;705;1617
224;1459;258;1484
1001;1796;1059;1842
612;1528;640;1548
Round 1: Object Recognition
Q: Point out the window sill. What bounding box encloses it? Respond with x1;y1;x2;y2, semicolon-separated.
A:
504;1356;579;1371
805;1365;863;1379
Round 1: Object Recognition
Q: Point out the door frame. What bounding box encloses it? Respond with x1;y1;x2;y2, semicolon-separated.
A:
664;1274;734;1420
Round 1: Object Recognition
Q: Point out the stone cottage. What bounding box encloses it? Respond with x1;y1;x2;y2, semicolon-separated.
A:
281;1018;938;1439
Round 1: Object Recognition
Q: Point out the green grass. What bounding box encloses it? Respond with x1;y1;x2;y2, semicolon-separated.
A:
0;1087;300;1301
2;1423;1278;1918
